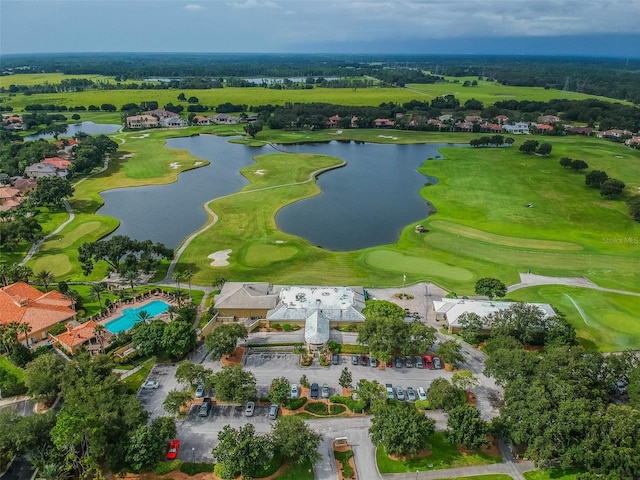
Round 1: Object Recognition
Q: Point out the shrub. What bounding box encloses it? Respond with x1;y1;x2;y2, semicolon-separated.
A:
330;395;367;413
213;462;235;479
282;323;291;331
179;462;216;475
285;396;308;410
300;374;310;387
154;459;181;475
328;340;341;353
415;399;431;410
304;402;346;416
271;323;280;330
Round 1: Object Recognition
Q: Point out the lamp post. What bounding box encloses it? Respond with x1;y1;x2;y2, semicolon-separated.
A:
192;447;195;463
416;470;419;480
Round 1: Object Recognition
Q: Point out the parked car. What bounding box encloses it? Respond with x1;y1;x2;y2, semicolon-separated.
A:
245;401;255;417
310;383;319;399
395;386;405;401
385;384;395;399
290;384;299;399
268;404;279;420
141;380;159;389
417;387;427;401
167;439;180;460
351;354;359;365
199;397;212;417
406;387;417;401
433;357;442;369
360;355;368;366
394;356;403;368
195;384;205;398
424;355;433;369
321;383;330;398
415;356;424;369
370;356;378;368
332;353;340;365
405;356;414;368
614;380;628;395
386;359;393;368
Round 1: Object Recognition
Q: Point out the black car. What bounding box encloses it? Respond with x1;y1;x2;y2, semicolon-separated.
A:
405;356;414;368
199;397;212;417
360;355;368;366
332;353;340;365
394;356;403;368
310;383;319;399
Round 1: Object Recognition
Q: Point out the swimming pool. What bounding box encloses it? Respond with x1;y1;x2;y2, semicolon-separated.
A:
104;300;170;334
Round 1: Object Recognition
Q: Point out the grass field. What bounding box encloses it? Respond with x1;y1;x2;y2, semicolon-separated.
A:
523;468;581;480
433;476;513;480
376;433;502;473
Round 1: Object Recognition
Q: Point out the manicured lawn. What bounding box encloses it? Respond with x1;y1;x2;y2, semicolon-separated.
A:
376;432;502;473
0;356;24;383
507;286;640;352
433;476;513;480
273;459;315;480
523;468;582;480
121;358;155;393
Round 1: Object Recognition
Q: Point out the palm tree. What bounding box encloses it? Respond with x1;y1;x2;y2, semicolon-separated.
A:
93;324;106;352
0;263;10;286
35;270;55;291
2;321;20;353
65;289;80;311
172;271;182;292
212;275;227;290
138;310;151;323
17;322;32;347
90;282;107;312
9;264;32;284
182;269;193;294
124;270;139;299
167;305;180;321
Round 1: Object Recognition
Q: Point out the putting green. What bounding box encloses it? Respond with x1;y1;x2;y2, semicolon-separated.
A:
363;249;474;283
29;254;74;277
508;285;640;352
55;221;103;248
243;244;299;267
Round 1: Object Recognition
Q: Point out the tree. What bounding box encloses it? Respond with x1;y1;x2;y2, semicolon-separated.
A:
182;269;193;294
458;312;485;345
272;416;322;465
163;390;193;416
447;405;488;450
35;270;55;291
451;370;479;391
585;170;609;189
125;424;165;473
569;159;589;171
338;367;352;390
89;282;106;312
627;195;640;222
559;157;574;168
187;96;199;104
369;401;435;456
409;322;437;354
177;92;186;102
536;142;552;156
175;361;212;387
132;320;166;356
210;365;256;404
600;178;625;199
161;320;196;359
244;121;263;138
269;377;291;405
362;299;405;321
124;270;139;298
204;323;248;360
519;140;539;154
213;424;274;480
426;378;462;410
24;353;65;405
438;339;465;368
474;277;506;300
354;379;385;409
93;323;106;352
357;315;409;364
30;177;74;208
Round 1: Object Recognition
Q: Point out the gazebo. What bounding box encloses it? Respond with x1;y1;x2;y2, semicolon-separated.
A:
304;311;330;350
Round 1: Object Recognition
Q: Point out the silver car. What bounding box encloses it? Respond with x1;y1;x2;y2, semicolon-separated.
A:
417;387;427;401
396;386;405;401
195;384;205;398
406;387;417;402
245;401;255;417
290;384;299;399
141;380;159;389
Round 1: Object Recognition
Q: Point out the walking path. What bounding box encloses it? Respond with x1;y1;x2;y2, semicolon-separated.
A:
507;273;640;296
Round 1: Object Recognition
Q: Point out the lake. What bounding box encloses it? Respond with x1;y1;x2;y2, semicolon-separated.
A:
25;121;121;140
98;135;452;251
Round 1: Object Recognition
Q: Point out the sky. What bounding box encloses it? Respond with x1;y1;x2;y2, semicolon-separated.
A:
1;0;640;57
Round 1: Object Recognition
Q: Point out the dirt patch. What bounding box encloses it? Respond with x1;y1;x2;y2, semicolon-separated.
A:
221;347;246;366
388;449;432;461
456;434;501;457
465;390;477;405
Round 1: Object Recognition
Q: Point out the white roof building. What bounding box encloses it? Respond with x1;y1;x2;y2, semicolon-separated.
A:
433;298;555;330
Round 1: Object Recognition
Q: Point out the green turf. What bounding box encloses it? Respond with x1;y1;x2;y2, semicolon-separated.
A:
523;468;582;480
433;476;513;480
376;433;502;473
0;356;25;383
122;359;155;393
273;459;315;480
507;286;640;352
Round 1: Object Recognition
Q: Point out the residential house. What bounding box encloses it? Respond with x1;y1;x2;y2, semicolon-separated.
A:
211;114;239;125
42;157;72;170
494;115;509;125
565;126;593;136
49;320;108;355
537;115;561;124
327;115;341;128
0;282;77;346
126;115;159;129
599;129;633;140
0;186;23;211
625;136;640;148
454;121;474;132
145;109;178;119
433;298;555;334
192;116;210;126
503;122;530;134
438;114;454;122
161;116;188;128
350;116;359;128
480;123;503;133
534;124;554;134
427;119;446;130
374;118;395;128
465;115;483;123
24;162;68;179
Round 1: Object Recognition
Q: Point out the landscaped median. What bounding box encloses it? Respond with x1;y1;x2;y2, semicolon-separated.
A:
376;432;502;474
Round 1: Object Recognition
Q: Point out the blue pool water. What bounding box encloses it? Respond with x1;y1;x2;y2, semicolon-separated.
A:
104;300;170;334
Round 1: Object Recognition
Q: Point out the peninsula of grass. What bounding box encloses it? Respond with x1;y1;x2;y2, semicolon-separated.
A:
376;432;502;473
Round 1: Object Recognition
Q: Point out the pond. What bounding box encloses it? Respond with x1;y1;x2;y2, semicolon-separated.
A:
98;135;454;251
24;121;121;140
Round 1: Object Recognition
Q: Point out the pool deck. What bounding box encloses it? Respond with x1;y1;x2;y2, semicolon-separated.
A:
89;291;178;330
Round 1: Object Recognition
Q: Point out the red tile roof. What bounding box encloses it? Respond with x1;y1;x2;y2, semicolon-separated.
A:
42;157;72;169
51;320;99;350
0;282;76;335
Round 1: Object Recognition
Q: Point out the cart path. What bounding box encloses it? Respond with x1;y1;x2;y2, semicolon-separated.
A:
507;273;640;297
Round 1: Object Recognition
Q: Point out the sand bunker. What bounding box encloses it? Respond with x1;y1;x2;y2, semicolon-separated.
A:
275;240;285;244
120;154;134;159
208;249;232;267
378;135;398;140
194;161;203;166
130;133;150;139
170;162;182;169
255;169;266;175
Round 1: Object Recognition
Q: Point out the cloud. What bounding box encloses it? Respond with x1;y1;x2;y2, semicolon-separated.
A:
228;0;279;9
184;4;205;11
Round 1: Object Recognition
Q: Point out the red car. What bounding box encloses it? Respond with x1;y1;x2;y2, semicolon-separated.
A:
424;355;433;369
167;439;180;460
